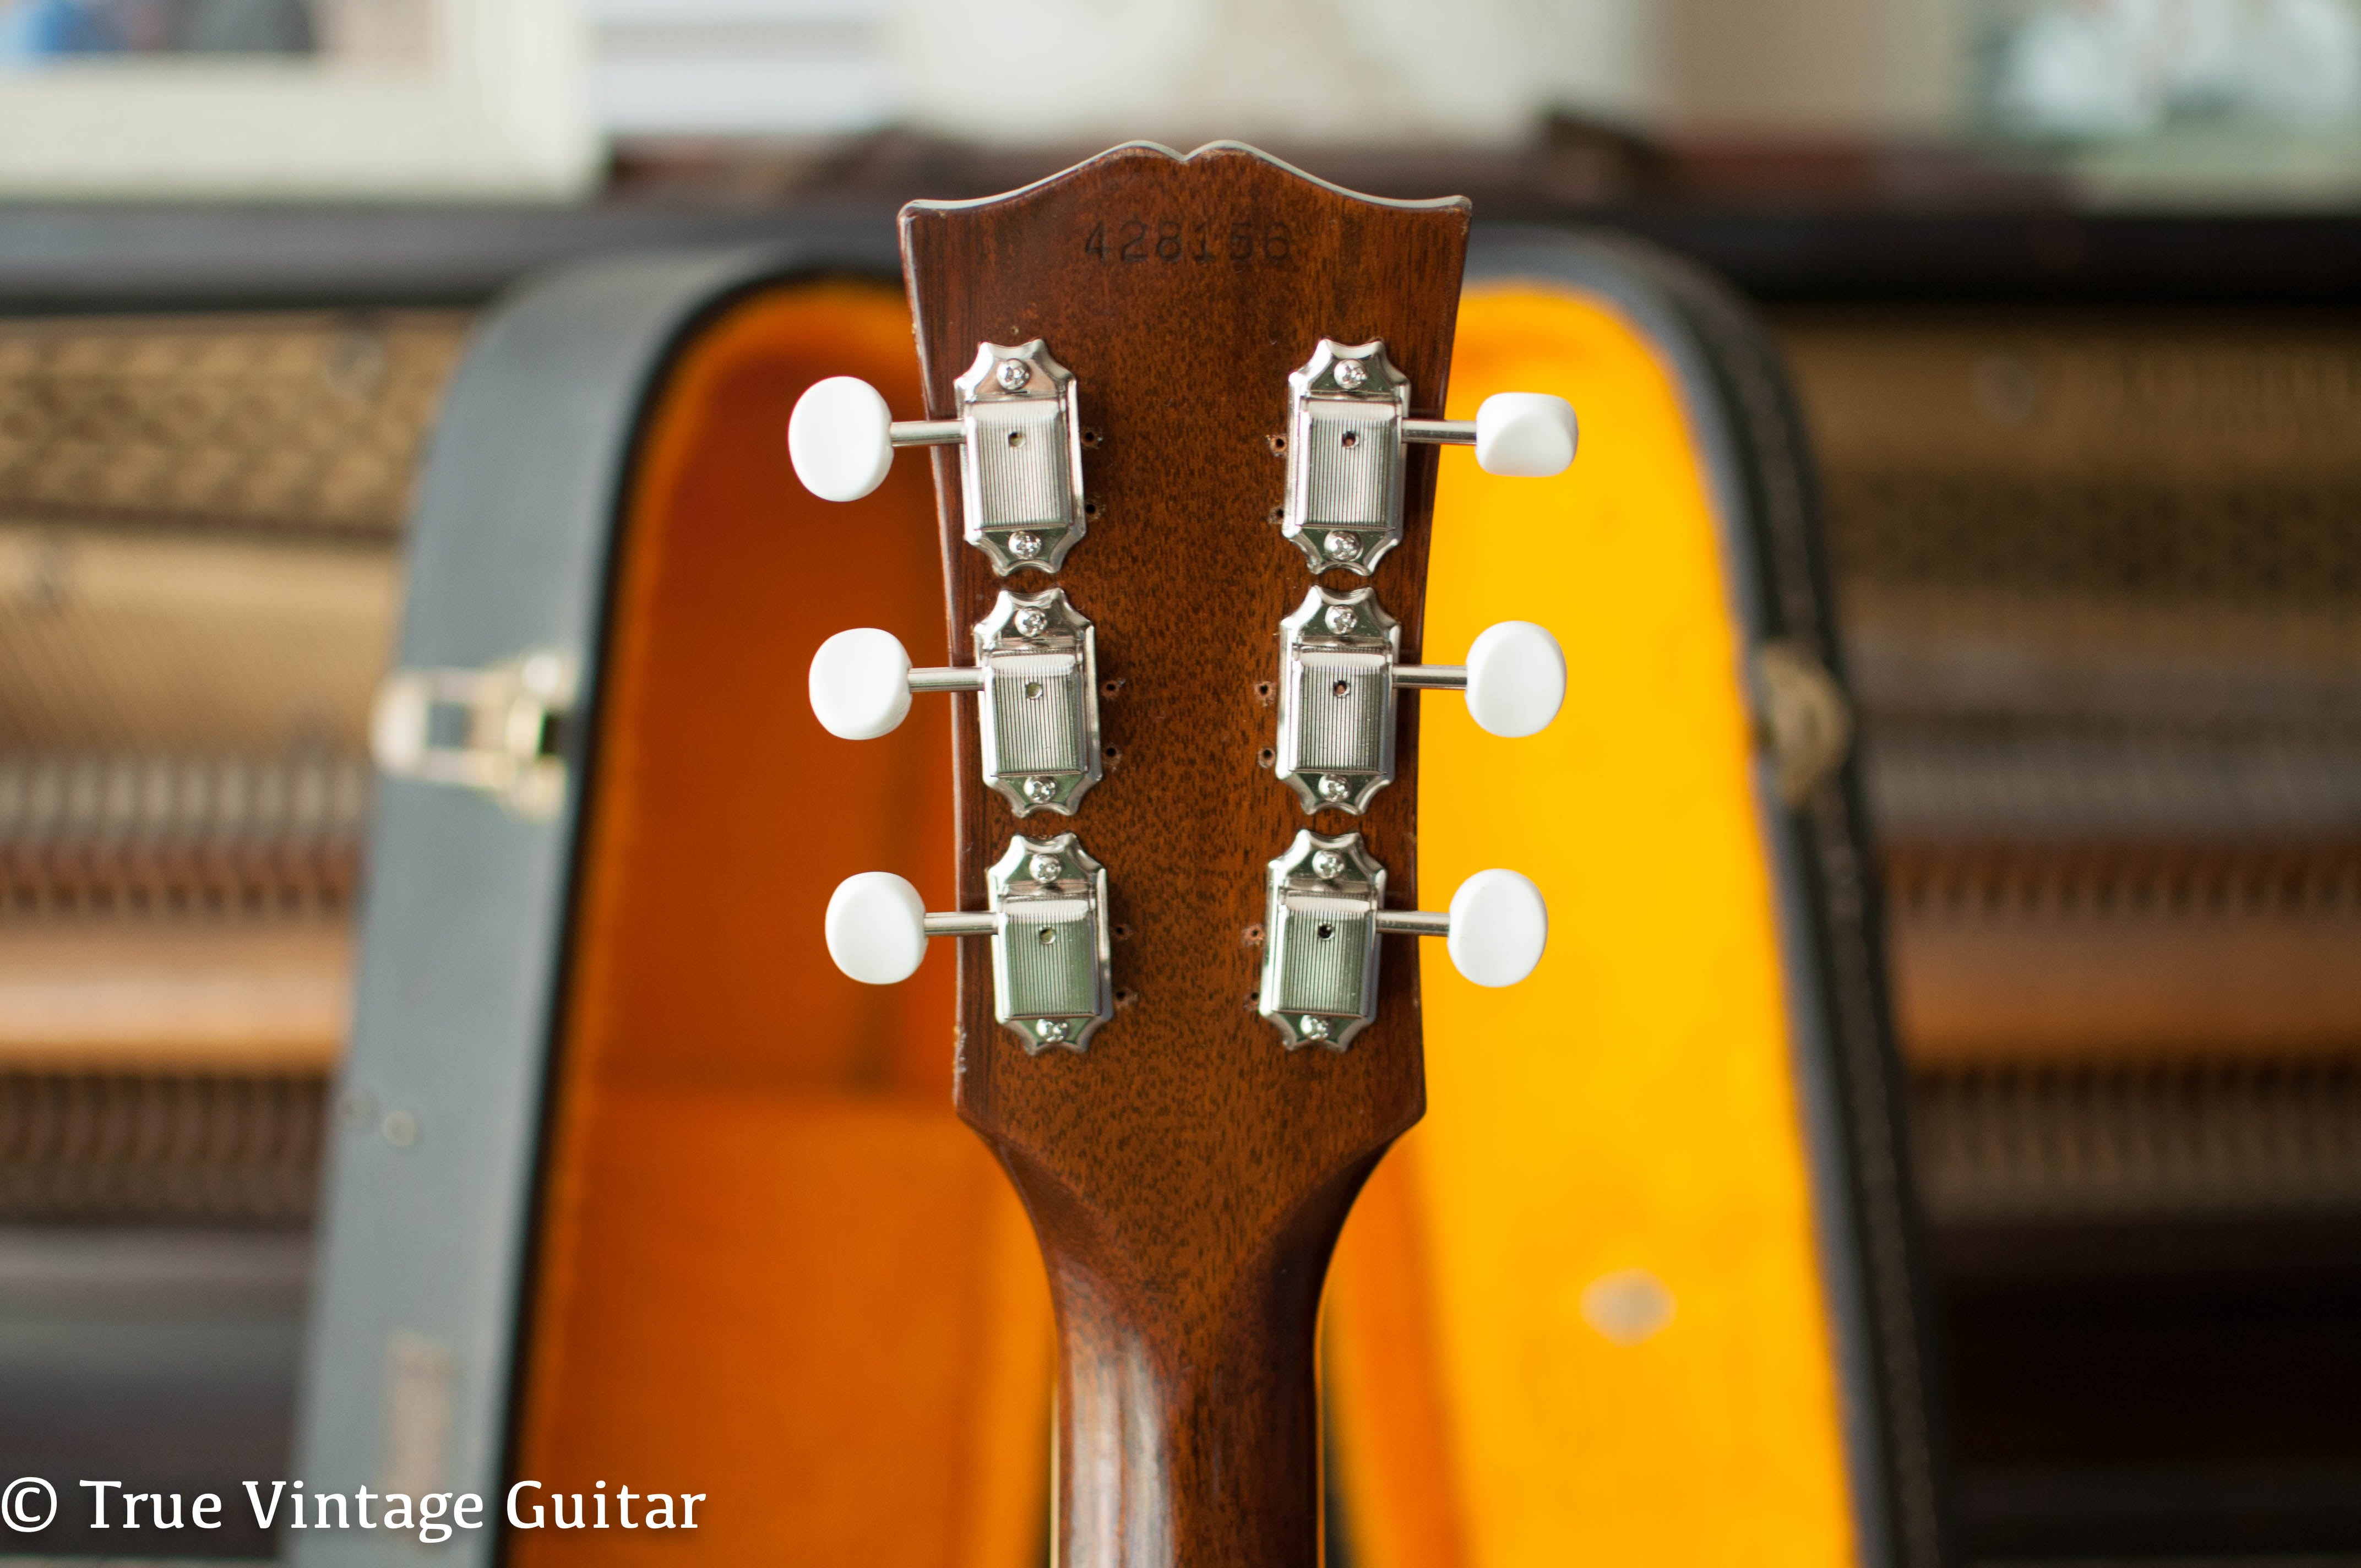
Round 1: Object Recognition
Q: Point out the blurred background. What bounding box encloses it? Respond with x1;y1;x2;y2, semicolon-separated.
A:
1;1;2359;1565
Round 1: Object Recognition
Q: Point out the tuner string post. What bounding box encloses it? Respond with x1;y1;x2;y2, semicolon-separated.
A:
908;666;988;694
890;419;965;448
1391;663;1468;692
1371;908;1452;938
1399;418;1476;447
923;910;1003;938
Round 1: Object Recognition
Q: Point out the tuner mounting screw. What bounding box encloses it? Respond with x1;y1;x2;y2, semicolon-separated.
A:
1322;531;1362;563
995;358;1032;392
1323;605;1358;635
1310;850;1346;881
1008;531;1044;560
1013;607;1049;638
1316;776;1349;803
1029;853;1064;883
1022;776;1057;803
1332;360;1368;391
1035;1018;1069;1042
1298;1015;1331;1041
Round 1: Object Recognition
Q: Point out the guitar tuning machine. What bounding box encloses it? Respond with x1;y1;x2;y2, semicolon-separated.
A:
1281;339;1579;575
788;339;1088;575
809;587;1102;816
1259;830;1546;1051
1274;585;1565;814
825;833;1113;1054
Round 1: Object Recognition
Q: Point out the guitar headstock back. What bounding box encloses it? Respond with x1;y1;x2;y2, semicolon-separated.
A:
904;140;1464;1224
800;140;1568;1567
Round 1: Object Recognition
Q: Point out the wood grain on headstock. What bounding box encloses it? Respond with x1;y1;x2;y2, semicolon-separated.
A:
902;143;1468;1568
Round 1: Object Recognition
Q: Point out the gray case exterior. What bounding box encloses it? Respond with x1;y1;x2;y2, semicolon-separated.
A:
291;228;1942;1568
291;240;896;1568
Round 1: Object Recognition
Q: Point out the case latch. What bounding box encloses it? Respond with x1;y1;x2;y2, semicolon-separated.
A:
370;650;576;821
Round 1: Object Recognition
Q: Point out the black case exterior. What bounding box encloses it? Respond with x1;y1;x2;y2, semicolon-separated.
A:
291;229;1943;1568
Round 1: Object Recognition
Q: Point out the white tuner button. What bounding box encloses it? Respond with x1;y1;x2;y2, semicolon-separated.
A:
1473;393;1579;478
1445;869;1548;988
1463;621;1566;738
825;871;931;986
788;376;896;502
809;628;914;740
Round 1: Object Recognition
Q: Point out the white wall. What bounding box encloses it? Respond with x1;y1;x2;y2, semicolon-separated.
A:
594;0;892;137
884;0;1656;148
592;0;1974;146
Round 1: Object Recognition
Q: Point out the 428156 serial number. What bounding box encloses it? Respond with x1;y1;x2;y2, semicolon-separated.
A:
1082;218;1293;263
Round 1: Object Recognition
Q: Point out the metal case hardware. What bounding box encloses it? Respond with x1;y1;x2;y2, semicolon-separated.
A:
974;589;1102;815
956;340;1087;575
1751;639;1854;806
985;834;1114;1054
371;650;576;821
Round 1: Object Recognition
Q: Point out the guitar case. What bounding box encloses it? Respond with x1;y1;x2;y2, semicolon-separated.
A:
292;230;1944;1568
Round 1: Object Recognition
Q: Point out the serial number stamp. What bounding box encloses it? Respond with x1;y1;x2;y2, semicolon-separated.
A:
1082;219;1293;264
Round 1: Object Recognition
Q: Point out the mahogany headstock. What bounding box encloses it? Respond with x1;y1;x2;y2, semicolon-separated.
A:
907;143;1460;1148
798;141;1568;1568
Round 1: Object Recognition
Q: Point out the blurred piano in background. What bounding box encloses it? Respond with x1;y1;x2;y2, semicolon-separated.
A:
0;308;465;1557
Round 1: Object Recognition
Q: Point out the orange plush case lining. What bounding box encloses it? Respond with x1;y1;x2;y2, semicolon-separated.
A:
1328;284;1857;1568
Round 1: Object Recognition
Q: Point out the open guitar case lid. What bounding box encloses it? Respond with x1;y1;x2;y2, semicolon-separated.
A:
292;228;1948;1568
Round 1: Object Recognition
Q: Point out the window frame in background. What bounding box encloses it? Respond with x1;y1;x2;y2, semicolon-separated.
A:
0;0;598;200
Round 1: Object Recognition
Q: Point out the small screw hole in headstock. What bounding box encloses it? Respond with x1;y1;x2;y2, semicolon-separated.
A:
1115;987;1139;1009
1103;745;1122;763
1083;498;1103;521
1267;434;1287;456
1254;681;1273;701
1101;678;1125;697
1081;427;1105;449
1243;924;1265;946
1266;508;1285;526
1112;923;1133;942
1257;747;1275;768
